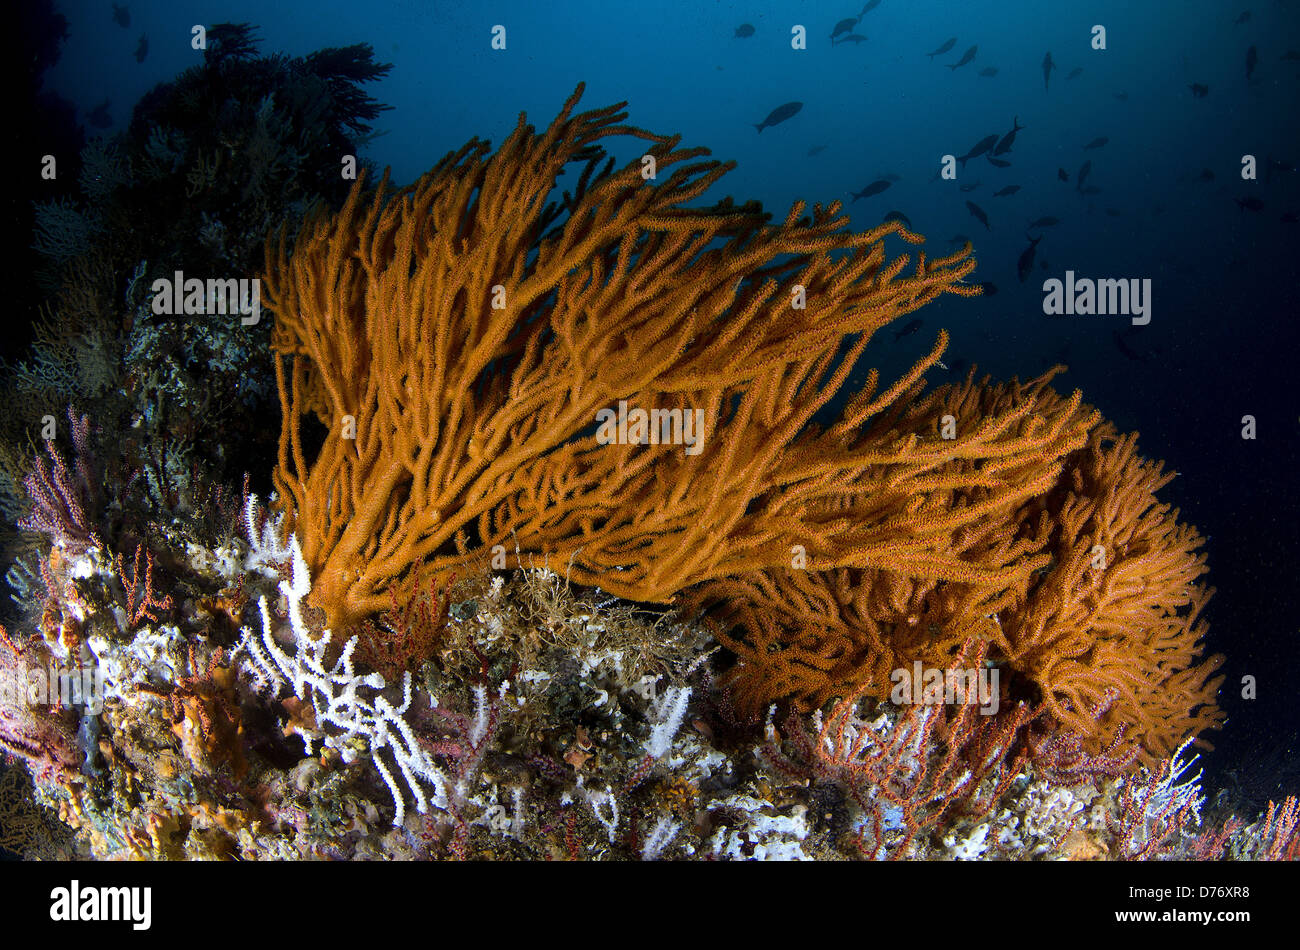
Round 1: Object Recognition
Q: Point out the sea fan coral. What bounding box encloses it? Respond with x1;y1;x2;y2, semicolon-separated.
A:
263;86;1221;769
263;84;1086;633
694;374;1223;763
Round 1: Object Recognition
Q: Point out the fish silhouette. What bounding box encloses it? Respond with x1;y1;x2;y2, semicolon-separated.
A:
851;180;892;201
830;17;859;41
993;117;1025;155
754;101;803;133
892;318;923;341
1018;234;1042;282
948;45;978;70
927;37;957;60
958;133;999;168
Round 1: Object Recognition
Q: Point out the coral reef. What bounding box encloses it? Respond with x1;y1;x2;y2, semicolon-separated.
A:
119;22;391;277
0;626;85;784
0;509;1288;859
265;85;1220;768
0;75;1267;862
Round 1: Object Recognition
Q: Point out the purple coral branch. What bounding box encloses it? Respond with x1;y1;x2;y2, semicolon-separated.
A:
17;408;100;552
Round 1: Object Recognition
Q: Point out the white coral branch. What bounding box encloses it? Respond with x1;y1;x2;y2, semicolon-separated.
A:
641;815;680;860
643;685;691;761
242;492;294;576
233;535;450;826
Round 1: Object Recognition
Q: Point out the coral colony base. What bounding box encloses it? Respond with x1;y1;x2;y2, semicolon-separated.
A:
0;82;1295;860
0;497;1293;861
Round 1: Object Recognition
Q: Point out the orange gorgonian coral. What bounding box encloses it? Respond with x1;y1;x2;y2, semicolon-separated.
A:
263;86;1221;766
262;84;1062;630
692;371;1224;764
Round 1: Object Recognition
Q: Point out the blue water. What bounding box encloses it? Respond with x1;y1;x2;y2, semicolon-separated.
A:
36;0;1300;797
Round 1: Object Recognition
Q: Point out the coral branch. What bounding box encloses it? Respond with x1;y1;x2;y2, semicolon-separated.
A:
232;537;450;826
116;543;174;627
1109;737;1204;859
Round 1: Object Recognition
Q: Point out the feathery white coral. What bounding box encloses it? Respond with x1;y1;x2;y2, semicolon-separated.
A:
233;536;450;826
641;815;680;860
644;685;691;761
241;492;294;576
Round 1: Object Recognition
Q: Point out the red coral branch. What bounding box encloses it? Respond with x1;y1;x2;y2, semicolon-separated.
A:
1258;796;1299;861
764;638;1032;859
116;542;174;627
